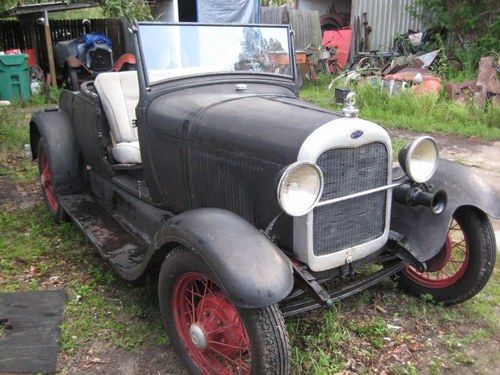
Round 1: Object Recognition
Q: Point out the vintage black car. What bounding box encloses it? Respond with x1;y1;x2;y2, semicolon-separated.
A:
30;22;498;374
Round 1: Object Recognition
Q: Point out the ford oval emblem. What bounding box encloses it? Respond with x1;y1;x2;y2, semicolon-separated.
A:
351;130;363;139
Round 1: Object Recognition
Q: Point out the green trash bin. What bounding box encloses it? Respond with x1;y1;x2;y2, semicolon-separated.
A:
0;54;31;102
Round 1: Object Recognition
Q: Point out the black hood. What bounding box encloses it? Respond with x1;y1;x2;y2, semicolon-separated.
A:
147;82;339;165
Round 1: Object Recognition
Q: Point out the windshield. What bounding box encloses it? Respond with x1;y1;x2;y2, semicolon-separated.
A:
138;23;293;85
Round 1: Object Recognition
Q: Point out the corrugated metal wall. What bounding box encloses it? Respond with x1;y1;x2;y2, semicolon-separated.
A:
350;0;423;54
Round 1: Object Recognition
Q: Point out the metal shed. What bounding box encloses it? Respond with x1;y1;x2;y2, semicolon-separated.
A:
350;0;423;53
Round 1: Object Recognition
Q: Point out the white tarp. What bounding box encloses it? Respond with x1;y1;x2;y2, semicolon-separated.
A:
197;0;259;23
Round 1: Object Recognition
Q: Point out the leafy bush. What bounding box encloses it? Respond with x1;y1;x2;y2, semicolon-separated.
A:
410;0;499;78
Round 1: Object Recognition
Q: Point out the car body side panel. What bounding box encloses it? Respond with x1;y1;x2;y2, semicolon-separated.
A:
153;208;295;308
391;159;500;262
71;91;114;177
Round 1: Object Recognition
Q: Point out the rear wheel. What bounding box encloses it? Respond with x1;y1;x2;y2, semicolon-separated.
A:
159;246;290;374
38;140;68;222
397;207;496;305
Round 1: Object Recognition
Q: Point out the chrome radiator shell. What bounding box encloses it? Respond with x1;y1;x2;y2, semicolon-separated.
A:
293;118;393;272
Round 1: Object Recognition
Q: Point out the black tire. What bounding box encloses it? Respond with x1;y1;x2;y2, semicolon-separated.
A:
68;68;80;91
38;139;68;223
158;246;291;374
397;207;496;305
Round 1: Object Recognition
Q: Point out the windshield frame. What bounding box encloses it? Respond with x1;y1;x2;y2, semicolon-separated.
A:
136;21;296;88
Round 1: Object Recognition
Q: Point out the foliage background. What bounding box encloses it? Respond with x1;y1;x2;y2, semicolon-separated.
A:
411;0;499;77
0;0;151;20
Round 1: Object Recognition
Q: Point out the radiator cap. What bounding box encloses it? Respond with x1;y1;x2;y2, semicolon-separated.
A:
342;92;359;118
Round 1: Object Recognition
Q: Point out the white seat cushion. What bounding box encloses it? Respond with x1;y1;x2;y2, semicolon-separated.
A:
94;71;141;164
112;141;141;164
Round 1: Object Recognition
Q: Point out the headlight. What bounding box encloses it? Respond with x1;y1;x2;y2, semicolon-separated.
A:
398;136;439;183
277;162;323;217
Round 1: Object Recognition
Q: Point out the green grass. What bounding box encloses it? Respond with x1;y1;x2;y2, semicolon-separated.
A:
0;205;169;354
300;75;500;140
0;107;38;183
288;268;500;374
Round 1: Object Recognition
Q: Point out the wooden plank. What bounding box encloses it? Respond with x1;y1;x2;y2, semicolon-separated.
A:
43;11;57;87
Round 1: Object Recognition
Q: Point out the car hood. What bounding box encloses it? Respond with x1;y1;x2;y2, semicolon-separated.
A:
146;83;339;165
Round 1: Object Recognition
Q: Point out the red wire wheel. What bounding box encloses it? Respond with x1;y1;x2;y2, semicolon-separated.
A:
39;143;59;212
403;217;469;289
171;272;252;374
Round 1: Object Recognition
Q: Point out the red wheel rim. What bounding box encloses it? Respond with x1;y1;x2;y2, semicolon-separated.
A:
171;272;252;374
403;218;469;289
39;148;59;211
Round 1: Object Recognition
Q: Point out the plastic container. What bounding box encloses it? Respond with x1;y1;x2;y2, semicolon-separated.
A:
0;54;31;102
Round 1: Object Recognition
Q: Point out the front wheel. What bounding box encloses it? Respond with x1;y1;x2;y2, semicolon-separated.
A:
397;207;496;305
158;246;290;374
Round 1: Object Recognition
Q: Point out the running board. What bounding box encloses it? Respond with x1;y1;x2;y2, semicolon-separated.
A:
58;194;148;280
281;261;406;317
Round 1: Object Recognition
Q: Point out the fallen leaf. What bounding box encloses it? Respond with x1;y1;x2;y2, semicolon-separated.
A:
408;341;421;351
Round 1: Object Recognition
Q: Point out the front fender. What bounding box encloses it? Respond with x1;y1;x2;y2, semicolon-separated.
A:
153;208;294;308
30;109;84;195
391;159;499;262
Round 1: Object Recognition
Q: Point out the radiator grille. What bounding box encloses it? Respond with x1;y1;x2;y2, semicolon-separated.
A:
313;143;388;256
318;142;388;200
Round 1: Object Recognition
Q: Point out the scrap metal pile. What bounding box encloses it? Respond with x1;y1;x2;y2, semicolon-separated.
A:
446;57;500;108
319;28;499;108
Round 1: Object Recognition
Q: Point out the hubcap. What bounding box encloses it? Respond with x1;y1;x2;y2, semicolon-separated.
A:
189;323;207;350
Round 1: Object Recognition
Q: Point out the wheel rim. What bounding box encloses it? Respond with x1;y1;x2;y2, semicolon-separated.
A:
403;217;469;289
39;147;59;211
171;272;252;374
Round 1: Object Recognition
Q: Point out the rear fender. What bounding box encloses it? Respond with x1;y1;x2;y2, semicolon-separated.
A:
153;208;294;308
30;109;84;195
391;159;499;262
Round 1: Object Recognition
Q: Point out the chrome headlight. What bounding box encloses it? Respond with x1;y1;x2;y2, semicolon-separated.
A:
277;162;323;217
398;136;439;183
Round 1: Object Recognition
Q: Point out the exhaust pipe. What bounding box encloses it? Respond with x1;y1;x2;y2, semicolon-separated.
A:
394;184;447;215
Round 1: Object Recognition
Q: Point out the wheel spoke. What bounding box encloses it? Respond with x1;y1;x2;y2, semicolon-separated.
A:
184;296;195;323
197;279;210;321
207;346;250;372
205;320;240;335
172;272;252;374
203;296;225;325
209;340;250;352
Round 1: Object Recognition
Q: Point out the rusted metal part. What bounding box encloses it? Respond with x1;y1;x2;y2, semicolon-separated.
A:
446;57;500;106
412;79;442;95
445;80;480;104
474;56;500;108
382;67;442;96
281;260;406;317
384;67;441;84
291;262;334;309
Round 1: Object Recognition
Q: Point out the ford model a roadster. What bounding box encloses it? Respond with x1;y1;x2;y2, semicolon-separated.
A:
30;23;498;373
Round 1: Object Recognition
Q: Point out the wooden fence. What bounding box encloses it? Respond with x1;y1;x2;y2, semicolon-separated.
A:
260;6;322;51
0;18;125;73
